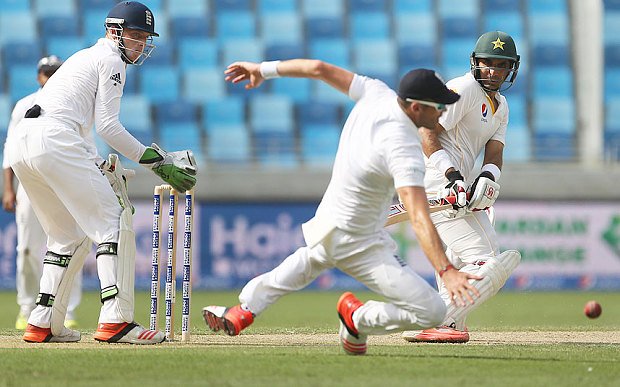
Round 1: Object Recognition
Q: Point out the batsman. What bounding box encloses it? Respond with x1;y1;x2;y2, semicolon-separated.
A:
6;1;196;344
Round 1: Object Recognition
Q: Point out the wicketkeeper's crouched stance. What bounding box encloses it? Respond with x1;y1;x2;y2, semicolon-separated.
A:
6;1;196;344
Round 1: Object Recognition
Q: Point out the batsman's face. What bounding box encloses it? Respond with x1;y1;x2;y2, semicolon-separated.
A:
477;58;512;90
121;29;151;62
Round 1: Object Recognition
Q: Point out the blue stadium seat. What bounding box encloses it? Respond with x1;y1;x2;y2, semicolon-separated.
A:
483;0;522;11
441;39;474;68
605;0;620;10
305;17;345;40
178;38;218;69
79;0;117;10
152;13;169;42
216;12;256;43
394;0;432;13
605;69;620;100
531;67;573;97
40;16;80;39
484;12;524;39
120;95;152;133
604;12;620;45
348;0;387;12
604;131;620;161
309;39;350;68
503;126;531;163
155;100;198;124
182;68;226;103
258;0;297;14
302;0;344;17
440;66;468;81
139;0;163;13
526;0;567;14
605;98;620;132
313;81;351;103
0;12;36;45
442;16;479;39
532;97;575;133
250;95;294;133
83;10;109;45
124;65;140;95
220;38;264;67
353;39;396;75
170;16;210;38
261;12;303;44
301;124;341;166
532;44;570;67
254;132;298;167
9;66;39;102
0;94;11;130
140;66;179;103
508;96;527;126
159;122;203;160
399;43;437;70
145;41;175;66
265;43;305;60
533;132;575;161
394;13;436;45
439;0;479;18
2;42;42;70
350;12;390;41
207;124;251;163
297;102;341;125
167;0;208;17
605;44;620;67
528;14;569;45
271;78;312;103
0;0;29;12
214;0;251;12
35;0;76;16
204;97;245;128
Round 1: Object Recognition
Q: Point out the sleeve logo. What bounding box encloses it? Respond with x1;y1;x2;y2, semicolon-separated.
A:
110;72;122;86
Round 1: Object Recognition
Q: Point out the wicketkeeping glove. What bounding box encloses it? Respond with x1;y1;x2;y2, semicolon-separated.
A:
139;143;197;192
467;171;500;211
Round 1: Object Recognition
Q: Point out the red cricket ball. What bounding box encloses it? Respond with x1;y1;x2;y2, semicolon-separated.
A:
584;300;602;319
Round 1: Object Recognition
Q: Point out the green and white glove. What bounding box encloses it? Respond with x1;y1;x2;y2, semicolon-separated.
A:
139;143;197;192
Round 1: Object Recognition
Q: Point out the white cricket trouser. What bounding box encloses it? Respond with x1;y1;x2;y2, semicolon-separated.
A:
7;119;124;326
431;210;500;329
15;185;83;319
239;229;446;335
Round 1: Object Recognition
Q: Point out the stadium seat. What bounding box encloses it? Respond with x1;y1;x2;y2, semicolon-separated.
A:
508;96;527;127
159;122;203;159
604;12;620;45
532;97;575;133
394;12;437;45
35;0;75;16
265;43;306;61
216;11;255;42
309;39;350;68
46;37;87;62
483;0;522;12
258;0;297;14
605;44;620;67
40;16;80;39
441;17;479;39
313;81;350;103
271;78;312;103
250;95;294;133
438;0;479;18
0;12;36;45
178;38;218;69
348;0;387;12
207;124;251;163
120;95;152;133
2;42;42;70
531;67;573;97
154;100;198;124
254;132;298;167
484;12;524;39
204;97;245;128
441;39;474;68
139;0;163;13
533;132;575;161
140;66;179;103
302;0;344;17
261;12;303;44
220;39;264;68
528;14;569;45
214;0;252;12
79;0;117;10
167;0;208;17
83;10;110;45
182;68;226;103
9;66;39;102
353;39;396;75
146;41;175;66
170;16;210;38
503;126;531;163
301;124;341;166
0;94;11;129
305;17;345;40
531;44;570;67
0;0;29;13
605;98;620;132
605;69;620;100
297;102;341;125
124;65;140;95
604;131;620;161
350;12;390;41
398;43;437;70
605;0;620;10
393;0;432;13
526;0;567;14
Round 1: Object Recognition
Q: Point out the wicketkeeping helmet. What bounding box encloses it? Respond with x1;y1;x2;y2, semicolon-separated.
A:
105;1;158;65
470;30;520;92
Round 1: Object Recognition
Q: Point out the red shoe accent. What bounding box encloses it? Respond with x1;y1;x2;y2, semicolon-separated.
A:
203;305;254;336
23;324;53;343
94;322;137;342
408;326;470;343
337;292;364;338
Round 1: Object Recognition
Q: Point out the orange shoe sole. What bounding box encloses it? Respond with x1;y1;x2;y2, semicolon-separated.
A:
94;322;138;343
23;324;53;343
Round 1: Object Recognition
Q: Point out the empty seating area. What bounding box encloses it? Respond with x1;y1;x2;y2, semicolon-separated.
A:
0;0;582;165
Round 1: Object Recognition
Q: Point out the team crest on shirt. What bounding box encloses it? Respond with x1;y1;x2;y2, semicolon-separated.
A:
110;72;122;86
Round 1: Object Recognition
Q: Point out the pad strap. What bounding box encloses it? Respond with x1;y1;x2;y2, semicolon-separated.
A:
43;251;71;267
96;242;118;257
101;285;119;303
36;293;55;307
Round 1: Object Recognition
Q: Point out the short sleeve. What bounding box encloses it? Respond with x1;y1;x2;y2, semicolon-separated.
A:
381;124;426;188
348;74;392;102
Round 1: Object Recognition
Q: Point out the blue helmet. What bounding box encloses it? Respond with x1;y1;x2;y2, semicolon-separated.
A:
106;1;159;37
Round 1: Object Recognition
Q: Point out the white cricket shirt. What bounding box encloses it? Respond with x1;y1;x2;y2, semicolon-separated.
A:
308;75;426;239
2;90;39;169
33;38;146;162
424;72;509;194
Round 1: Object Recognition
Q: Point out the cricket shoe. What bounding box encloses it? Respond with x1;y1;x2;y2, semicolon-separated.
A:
15;313;28;330
202;305;254;336
337;292;367;355
23;324;81;343
94;322;165;344
402;323;469;343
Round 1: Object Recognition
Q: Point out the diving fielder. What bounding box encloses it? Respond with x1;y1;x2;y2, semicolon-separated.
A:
2;56;83;330
6;1;196;344
402;31;522;343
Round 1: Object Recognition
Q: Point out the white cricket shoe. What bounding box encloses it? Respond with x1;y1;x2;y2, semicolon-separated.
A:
23;324;81;343
94;322;165;344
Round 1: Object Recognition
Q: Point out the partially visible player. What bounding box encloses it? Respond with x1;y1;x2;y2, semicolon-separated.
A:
402;31;522;343
203;58;485;355
2;56;83;330
6;1;196;344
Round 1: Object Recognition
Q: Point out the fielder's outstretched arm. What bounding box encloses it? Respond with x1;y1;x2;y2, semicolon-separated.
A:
225;59;355;95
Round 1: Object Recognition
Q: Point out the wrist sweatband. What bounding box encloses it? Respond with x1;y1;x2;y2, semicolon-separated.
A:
481;163;501;181
259;60;281;79
428;149;455;176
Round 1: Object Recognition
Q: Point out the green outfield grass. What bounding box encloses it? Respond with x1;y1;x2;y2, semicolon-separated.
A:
1;290;619;387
